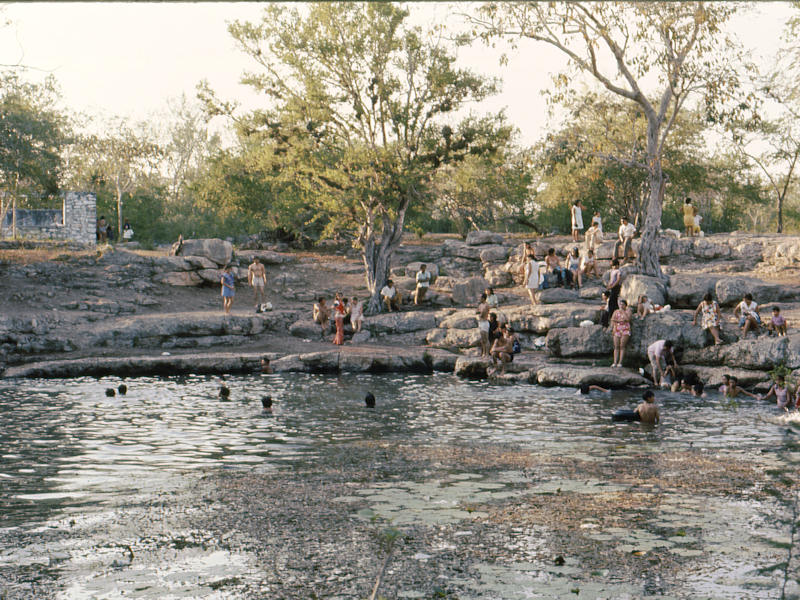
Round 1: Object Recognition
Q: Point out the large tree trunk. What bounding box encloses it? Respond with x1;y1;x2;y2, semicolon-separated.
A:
637;120;664;278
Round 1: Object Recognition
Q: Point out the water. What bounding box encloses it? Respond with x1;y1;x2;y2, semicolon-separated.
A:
0;373;797;598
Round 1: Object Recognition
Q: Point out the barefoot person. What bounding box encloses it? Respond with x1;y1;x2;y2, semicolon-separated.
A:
692;292;723;345
220;265;235;314
524;253;543;306
767;306;788;336
647;339;676;387
734;293;761;338
581;249;598;279
683;197;695;237
381;279;401;312
313;297;330;336
614;217;636;262
611;299;632;368
571;199;585;242
477;293;491;357
490;327;515;374
414;264;432;305
248;257;267;308
350;296;364;333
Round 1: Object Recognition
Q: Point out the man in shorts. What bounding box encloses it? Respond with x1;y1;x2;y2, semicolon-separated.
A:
248;257;267;309
381;279;401;312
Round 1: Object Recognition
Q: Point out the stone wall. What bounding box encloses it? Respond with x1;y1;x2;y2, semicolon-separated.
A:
0;192;96;245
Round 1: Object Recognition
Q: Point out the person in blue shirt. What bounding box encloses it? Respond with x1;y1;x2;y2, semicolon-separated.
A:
220;265;236;314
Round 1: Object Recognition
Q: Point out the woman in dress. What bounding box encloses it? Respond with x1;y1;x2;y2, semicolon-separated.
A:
692;292;723;345
524;253;542;306
610;298;632;367
571;200;585;242
220;266;235;314
683;197;695;237
332;295;346;345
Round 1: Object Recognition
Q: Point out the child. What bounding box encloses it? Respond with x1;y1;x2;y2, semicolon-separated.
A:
638;295;654;318
734;293;761;338
634;390;660;424
350;297;364;333
261;396;273;413
767;306;787;336
579;383;610;395
719;374;731;395
581;249;598;278
725;376;759;399
660;363;677;389
762;375;793;410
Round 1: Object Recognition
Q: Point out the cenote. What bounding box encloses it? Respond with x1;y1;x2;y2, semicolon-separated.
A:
1;372;799;599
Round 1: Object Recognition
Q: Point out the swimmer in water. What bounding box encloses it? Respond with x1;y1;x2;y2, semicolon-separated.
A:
261;356;272;374
219;385;230;400
364;392;376;408
634;390;660;424
261;396;273;413
579;383;610;395
724;376;758;400
117;384;127;395
105;388;116;397
762;375;794;410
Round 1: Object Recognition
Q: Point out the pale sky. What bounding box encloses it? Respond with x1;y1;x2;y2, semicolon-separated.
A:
0;2;795;146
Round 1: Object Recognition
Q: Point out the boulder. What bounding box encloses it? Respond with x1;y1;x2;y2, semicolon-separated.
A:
289;319;323;339
579;284;604;300
627;310;707;360
184;255;219;270
621;275;666;307
236;250;295;265
683;335;790;369
431;276;458;291
534;288;580;304
691;238;731;259
715;277;783;307
152;256;193;273
667;274;723;308
454;356;491;378
479;245;509;264
197;268;223;284
427;291;454;306
442;239;482;260
451;277;490;305
424;349;460;372
503;303;600;335
425;327;480;350
466;230;504;246
535;365;648;387
364;311;437;335
176;238;234;266
395;276;418;291
351;331;371;344
680;365;771;388
438;312;478;330
484;266;513;288
438;256;480;278
153;271;203;287
546;325;612;358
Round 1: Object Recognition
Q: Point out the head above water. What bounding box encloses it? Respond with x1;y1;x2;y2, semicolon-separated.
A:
364;392;376;408
642;390;655;402
261;396;273;409
117;384;127;395
580;383;590;395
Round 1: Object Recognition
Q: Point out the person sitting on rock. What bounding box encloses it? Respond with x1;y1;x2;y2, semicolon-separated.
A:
545;248;567;287
635;390;660;425
565;247;582;289
313;297;330;336
581;249;598;279
614;216;636;262
381;279;401;312
585;220;602;253
637;295;654;319
489;327;515;374
414;264;432;305
767;306;787;336
692;292;723;345
477;293;491;357
762;375;794;410
725;376;759;400
488;312;501;344
733;293;761;338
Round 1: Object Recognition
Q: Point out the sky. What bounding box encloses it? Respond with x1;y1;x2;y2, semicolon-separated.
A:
0;2;795;147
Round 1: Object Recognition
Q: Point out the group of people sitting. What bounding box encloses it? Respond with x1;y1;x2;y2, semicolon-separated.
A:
378;263;433;312
521;243;599;303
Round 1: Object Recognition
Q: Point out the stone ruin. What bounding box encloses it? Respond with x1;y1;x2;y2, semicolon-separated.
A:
0;192;97;245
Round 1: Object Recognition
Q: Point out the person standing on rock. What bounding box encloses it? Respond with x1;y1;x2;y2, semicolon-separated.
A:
414;264;431;305
611;299;632;368
524;252;543;306
585;220;601;253
734;293;761;339
313;297;330;336
248;257;267;309
683;197;696;237
350;297;364;333
333;296;346;345
692;292;723;345
477;293;491;357
614;217;636;262
571;200;585;242
605;258;622;317
220;266;235;314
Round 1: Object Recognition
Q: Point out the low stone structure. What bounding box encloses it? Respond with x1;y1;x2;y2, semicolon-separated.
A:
1;192;96;245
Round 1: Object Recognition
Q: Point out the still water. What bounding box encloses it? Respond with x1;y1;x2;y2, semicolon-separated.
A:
0;373;797;599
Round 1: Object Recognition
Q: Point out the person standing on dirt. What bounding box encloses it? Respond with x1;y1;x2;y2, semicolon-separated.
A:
248;257;267;309
220;265;235;314
97;216;108;243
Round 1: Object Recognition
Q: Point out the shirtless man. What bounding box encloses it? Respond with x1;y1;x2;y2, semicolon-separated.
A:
477;293;490;357
490;328;515;374
312;297;330;336
634;390;660;424
248;257;267;308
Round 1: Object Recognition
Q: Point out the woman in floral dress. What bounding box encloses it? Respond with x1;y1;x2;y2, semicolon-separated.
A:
692;292;723;345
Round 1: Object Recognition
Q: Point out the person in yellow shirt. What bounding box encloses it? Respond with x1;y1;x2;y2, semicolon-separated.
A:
683;197;695;237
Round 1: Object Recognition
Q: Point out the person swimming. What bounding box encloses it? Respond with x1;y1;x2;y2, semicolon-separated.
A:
105;388;116;397
364;392;376;408
117;384;127;395
219;385;230;400
579;383;610;395
261;396;273;412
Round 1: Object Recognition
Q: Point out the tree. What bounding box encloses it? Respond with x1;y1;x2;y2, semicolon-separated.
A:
0;73;67;233
469;2;745;277
66;119;162;239
206;3;499;311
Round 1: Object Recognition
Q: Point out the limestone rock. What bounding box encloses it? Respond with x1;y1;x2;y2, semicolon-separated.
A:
454;356;491;378
683;335;790;369
438;256;480;278
484;266;512;287
579;284;604;300
425;327;480;350
536;365;648;387
153;271;203;287
176;238;233;266
479;245;509;264
236;250;295;265
466;230;504;246
627;310;707;360
438;310;478;330
680;365;771;388
442;239;482;259
503;303;600;335
715;277;783;307
546;325;612;358
535;288;579;304
451;277;490;305
364;311;437;334
289;319;323;339
667;274;723;308
351;331;371;344
621;274;666;307
424;349;460;372
183;256;220;270
152;256;193;273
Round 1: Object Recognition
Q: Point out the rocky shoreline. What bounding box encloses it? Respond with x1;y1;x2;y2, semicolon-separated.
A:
2;231;800;390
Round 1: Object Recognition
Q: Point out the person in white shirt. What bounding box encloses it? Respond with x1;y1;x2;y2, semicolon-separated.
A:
733;293;761;338
524;253;543;306
613;216;636;262
571;200;585;242
647;339;676;386
592;211;603;236
414;264;432;305
380;279;401;312
585;221;602;252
